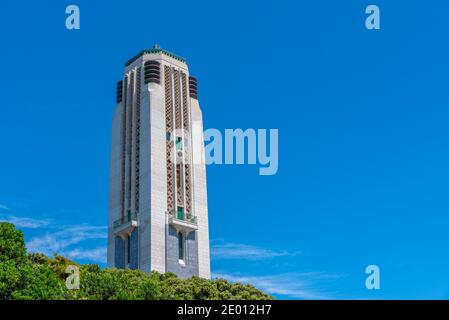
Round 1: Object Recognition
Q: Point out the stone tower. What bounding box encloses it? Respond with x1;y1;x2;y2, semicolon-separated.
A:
107;45;210;279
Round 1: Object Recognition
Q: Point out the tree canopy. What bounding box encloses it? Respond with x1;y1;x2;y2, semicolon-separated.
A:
0;222;273;300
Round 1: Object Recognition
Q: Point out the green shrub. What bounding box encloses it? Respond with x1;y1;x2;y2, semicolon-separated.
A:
0;222;273;300
11;263;66;300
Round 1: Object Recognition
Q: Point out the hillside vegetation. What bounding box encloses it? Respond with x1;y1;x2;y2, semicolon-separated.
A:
0;222;273;300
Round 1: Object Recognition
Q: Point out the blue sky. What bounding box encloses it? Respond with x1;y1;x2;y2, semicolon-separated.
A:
1;0;449;299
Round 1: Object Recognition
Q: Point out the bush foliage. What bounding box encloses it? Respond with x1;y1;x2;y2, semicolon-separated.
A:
0;222;273;300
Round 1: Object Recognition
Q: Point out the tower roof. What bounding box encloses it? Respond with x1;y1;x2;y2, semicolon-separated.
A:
125;45;187;66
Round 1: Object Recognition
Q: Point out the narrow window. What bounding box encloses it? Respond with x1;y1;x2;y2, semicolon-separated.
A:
178;232;185;262
127;234;131;265
176;137;182;150
177;206;184;220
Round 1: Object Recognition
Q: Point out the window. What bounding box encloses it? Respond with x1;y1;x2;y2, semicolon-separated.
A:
127;234;131;265
177;206;184;220
178;232;185;262
175;137;182;150
116;80;123;103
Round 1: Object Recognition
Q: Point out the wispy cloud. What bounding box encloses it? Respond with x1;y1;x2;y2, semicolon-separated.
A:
213;272;342;299
0;215;52;228
1;209;107;263
211;241;300;260
0;204;10;211
63;247;107;264
27;224;107;260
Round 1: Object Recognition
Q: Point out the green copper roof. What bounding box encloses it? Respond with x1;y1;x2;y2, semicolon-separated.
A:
125;45;186;66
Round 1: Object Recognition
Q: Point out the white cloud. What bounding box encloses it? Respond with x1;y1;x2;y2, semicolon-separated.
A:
211;241;300;260
0;216;52;228
63;247;107;264
27;224;107;259
0;204;10;211
1;210;107;264
213;272;342;299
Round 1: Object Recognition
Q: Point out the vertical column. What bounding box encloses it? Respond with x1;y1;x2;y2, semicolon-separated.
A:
165;65;175;214
149;61;167;272
126;71;135;213
190;77;211;278
135;68;141;213
120;76;128;218
108;80;125;268
181;72;192;216
130;68;141;269
173;70;184;211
